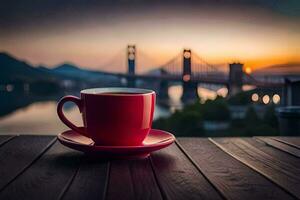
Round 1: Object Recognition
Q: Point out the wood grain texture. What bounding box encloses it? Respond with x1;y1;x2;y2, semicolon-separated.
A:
1;136;299;200
272;137;300;149
256;137;300;158
106;158;162;200
106;160;135;200
0;135;55;190
211;137;300;199
178;138;293;200
62;157;109;200
0;135;16;147
150;143;222;200
0;141;83;200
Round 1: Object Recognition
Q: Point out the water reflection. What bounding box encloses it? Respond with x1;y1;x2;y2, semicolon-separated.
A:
0;102;81;134
0;86;226;135
0;92;60;117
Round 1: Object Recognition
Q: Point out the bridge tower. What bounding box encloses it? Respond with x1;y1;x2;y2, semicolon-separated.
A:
228;63;243;96
158;69;169;99
181;49;199;102
127;45;136;87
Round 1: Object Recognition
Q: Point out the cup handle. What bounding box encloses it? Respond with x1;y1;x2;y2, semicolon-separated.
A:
57;95;87;136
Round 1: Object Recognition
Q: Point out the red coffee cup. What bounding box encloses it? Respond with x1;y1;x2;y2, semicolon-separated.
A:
57;88;156;146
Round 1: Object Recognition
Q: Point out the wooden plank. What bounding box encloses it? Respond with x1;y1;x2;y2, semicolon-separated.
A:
256;137;300;158
0;141;83;200
62;157;109;200
106;158;162;200
178;138;293;200
0;135;16;147
239;138;300;174
106;160;135;200
150;143;222;200
272;137;300;149
211;137;300;199
0;135;55;190
128;158;163;200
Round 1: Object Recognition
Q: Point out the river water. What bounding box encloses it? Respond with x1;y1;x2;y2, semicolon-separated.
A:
0;86;227;135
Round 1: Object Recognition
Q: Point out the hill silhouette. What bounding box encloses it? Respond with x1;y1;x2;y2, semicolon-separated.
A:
0;52;119;86
52;63;119;81
0;52;60;83
53;63;81;72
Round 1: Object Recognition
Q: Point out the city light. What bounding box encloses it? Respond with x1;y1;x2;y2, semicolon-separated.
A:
217;88;228;97
128;46;135;53
128;45;135;60
183;74;191;82
6;84;14;92
251;93;259;102
272;94;280;104
183;51;191;59
262;95;270;104
128;54;135;60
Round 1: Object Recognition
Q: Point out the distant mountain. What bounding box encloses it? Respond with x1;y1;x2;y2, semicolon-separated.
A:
0;52;119;85
36;65;54;72
53;63;81;72
253;63;300;76
51;63;119;81
0;52;60;83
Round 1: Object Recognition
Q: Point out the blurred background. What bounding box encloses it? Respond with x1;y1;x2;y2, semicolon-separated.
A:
0;0;299;136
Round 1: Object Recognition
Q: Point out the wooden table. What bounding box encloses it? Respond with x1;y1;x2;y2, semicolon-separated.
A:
0;135;299;200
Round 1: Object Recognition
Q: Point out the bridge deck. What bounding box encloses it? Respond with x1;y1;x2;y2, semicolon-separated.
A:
101;71;284;88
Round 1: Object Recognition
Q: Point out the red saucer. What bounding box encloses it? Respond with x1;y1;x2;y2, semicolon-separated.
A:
57;129;175;159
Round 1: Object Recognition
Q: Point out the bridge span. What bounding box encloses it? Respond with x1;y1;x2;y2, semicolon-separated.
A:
95;45;284;101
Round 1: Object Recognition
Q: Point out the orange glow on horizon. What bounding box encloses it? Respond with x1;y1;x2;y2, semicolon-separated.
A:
1;26;299;73
2;45;299;74
244;66;252;74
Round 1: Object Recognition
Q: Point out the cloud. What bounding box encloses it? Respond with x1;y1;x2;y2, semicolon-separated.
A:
1;0;299;29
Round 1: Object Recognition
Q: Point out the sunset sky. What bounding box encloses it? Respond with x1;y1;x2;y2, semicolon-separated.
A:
0;0;299;73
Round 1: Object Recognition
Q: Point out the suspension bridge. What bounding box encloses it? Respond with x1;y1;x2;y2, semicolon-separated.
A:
96;45;284;101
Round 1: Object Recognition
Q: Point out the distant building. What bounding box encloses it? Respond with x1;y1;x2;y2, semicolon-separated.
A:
283;78;300;106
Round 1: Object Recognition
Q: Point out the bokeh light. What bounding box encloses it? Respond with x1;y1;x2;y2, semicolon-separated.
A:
6;84;14;92
251;93;259;102
217;88;228;97
272;94;280;104
128;54;135;60
262;95;270;104
128;46;135;53
183;74;191;82
183;51;191;59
